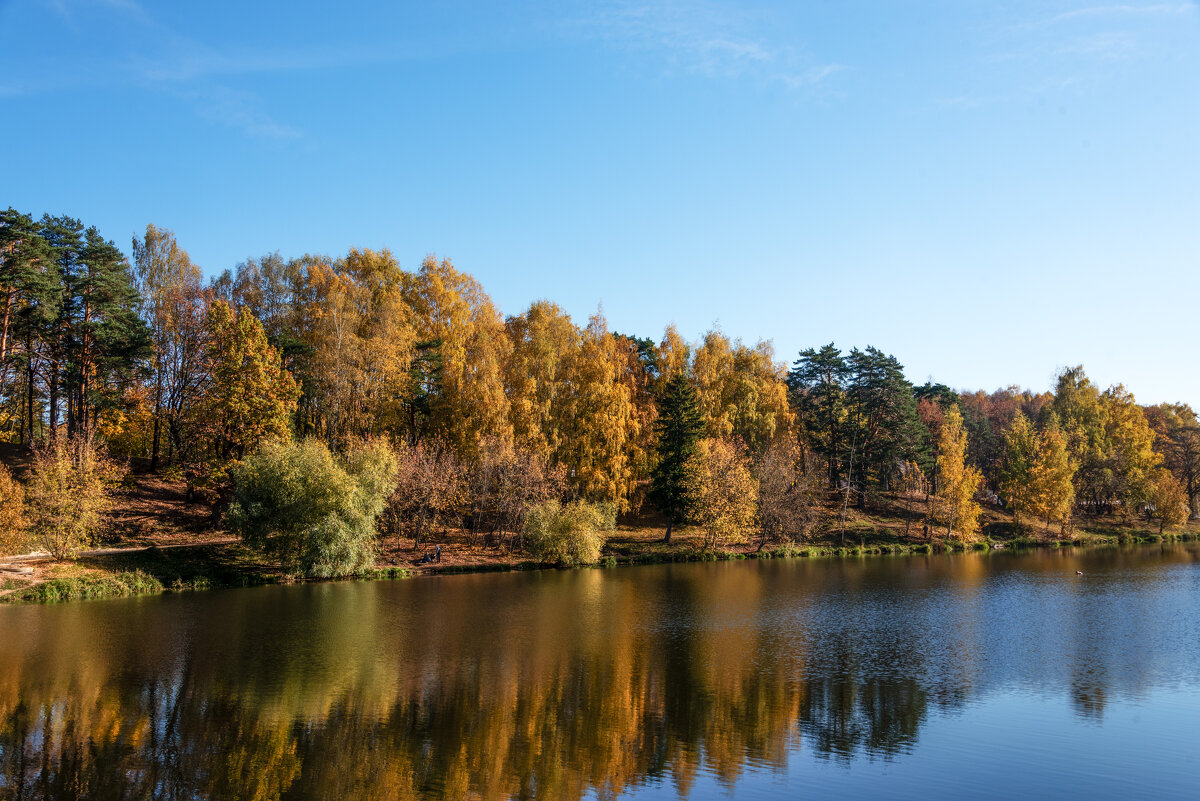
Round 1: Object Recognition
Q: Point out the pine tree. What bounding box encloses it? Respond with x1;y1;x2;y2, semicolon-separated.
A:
788;343;848;487
650;371;703;542
844;346;926;502
0;209;59;445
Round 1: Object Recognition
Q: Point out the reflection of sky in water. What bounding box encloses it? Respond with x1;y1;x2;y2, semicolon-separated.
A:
601;690;1200;800
1;545;1198;800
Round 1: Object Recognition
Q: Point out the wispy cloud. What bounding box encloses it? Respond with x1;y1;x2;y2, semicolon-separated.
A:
937;1;1196;109
987;0;1198;71
21;0;322;139
182;85;303;140
564;1;843;90
1042;2;1196;26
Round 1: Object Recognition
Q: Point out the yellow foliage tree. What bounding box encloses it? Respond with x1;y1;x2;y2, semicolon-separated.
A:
1101;385;1160;517
405;256;512;458
1150;467;1189;534
937;406;982;542
999;411;1037;531
505;300;579;464
684;437;758;550
692;329;792;454
301;250;415;444
204;301;300;462
1029;423;1076;536
557;313;640;511
656;324;690;386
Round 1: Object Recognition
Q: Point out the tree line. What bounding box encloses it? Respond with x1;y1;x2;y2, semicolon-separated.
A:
0;209;1193;567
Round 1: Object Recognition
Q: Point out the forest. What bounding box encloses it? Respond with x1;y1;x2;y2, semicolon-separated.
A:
0;208;1196;576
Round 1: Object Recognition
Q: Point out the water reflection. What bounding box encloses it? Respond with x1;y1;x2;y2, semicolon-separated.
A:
1;545;1198;800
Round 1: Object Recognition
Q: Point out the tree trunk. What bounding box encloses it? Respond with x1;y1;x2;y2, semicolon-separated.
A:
151;371;164;470
47;359;59;441
25;358;35;446
663;519;673;544
0;288;12;365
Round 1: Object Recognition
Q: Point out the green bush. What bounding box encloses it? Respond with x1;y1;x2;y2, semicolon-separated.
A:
227;439;398;578
523;500;614;566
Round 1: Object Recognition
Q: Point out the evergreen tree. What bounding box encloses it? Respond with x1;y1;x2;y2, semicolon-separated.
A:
650;371;703;543
844;346;926;502
0;209;59;444
73;227;151;435
788;343;848;487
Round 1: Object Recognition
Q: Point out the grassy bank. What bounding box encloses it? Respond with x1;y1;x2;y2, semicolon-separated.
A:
3;513;1196;605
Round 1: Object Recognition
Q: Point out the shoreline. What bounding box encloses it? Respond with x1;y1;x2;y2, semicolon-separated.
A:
2;527;1195;606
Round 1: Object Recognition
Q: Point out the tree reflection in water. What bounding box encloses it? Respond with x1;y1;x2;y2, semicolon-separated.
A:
2;545;1197;800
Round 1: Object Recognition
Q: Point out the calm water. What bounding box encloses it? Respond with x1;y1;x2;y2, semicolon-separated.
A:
2;545;1199;800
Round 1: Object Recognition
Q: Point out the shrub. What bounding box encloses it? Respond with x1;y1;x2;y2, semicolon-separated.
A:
228;439;399;578
523;499;614;566
0;464;27;557
25;435;124;560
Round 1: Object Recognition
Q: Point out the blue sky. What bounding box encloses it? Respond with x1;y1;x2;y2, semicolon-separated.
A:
3;0;1198;403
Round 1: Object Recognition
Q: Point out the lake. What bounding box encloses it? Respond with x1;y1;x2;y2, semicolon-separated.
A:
2;544;1199;799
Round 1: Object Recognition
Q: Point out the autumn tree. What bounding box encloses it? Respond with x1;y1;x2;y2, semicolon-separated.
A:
1145;402;1200;517
753;438;823;549
1149;467;1188;535
505;300;579;464
1052;366;1110;513
556;312;640;510
613;331;660;500
132;223;204;468
692;329;793;455
656;324;690;386
463;435;564;548
1028;422;1075;536
299;250;415;445
25;434;124;560
999;412;1038;531
937;406;982;542
219;251;302;342
386;438;467;548
202;300;300;463
404;256;512;458
650;371;704;543
1100;385;1160;518
683;437;758;550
